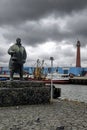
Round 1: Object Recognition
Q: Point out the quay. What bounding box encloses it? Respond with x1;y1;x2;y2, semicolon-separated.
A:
0;99;87;130
69;76;87;85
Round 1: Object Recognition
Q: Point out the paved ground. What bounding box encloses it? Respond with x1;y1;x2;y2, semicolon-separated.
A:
0;99;87;130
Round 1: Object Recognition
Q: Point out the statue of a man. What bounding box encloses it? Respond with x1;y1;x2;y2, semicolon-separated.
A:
8;38;27;81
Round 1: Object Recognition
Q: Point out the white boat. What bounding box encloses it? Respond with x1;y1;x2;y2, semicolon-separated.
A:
45;72;69;84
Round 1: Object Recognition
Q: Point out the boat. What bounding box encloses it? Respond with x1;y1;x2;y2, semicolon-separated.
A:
43;72;70;84
0;71;70;84
27;72;70;84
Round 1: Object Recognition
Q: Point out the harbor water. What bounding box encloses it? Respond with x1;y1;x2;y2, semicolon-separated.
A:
55;84;87;103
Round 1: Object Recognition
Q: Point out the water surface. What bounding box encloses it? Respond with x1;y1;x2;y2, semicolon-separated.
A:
55;84;87;103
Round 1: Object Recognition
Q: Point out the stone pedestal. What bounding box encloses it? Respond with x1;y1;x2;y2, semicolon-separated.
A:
0;80;61;107
0;81;50;106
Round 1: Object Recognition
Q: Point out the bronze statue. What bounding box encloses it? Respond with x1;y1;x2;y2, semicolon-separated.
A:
8;38;27;81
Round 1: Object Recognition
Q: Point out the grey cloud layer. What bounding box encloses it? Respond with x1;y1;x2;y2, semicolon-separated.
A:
0;0;87;25
3;21;66;45
3;12;87;47
0;0;86;46
0;0;87;44
0;0;87;67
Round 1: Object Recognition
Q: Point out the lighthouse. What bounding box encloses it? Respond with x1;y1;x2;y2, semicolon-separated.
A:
76;41;81;67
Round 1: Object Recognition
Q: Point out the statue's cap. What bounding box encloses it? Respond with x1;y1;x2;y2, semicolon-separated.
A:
16;38;21;42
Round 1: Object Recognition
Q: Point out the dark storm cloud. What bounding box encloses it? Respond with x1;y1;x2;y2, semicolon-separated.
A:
0;0;87;67
65;10;87;46
3;22;64;45
0;0;87;25
0;0;87;46
2;19;76;46
3;17;87;47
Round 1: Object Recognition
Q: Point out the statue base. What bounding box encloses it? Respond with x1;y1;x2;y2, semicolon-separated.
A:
0;80;61;107
0;81;50;107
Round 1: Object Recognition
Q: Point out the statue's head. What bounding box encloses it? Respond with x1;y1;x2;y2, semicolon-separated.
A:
16;38;21;45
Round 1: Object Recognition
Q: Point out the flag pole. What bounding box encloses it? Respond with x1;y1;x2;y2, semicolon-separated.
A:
50;57;54;101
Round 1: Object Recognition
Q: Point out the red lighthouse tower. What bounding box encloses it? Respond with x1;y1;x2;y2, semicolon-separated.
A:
76;41;81;67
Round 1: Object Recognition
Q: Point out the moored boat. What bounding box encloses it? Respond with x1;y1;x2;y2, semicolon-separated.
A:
28;72;70;84
0;73;70;84
43;72;70;84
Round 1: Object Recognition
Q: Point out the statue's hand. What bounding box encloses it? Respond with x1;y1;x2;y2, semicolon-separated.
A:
10;50;15;54
9;51;16;56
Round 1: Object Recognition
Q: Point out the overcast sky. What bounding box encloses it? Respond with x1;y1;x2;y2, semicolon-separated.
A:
0;0;87;67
